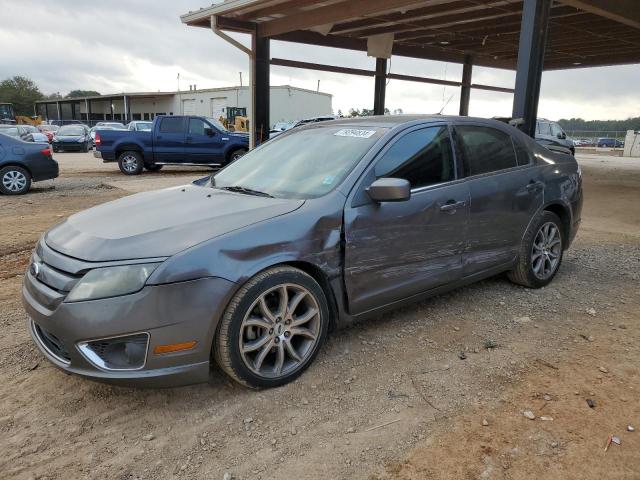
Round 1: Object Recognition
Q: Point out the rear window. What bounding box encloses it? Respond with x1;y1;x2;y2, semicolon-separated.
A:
58;126;85;136
456;125;518;176
160;117;183;134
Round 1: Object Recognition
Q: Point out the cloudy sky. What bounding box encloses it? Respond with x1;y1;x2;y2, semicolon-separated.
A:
1;0;638;121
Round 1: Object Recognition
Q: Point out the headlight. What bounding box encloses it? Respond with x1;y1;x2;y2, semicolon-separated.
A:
66;263;160;302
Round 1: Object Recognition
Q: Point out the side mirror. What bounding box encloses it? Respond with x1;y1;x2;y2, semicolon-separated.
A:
366;178;411;203
204;127;215;136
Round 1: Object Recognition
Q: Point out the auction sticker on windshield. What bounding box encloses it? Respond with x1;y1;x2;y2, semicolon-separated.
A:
334;129;376;138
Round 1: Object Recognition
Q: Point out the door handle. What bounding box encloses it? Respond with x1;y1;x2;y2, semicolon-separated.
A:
439;200;466;213
526;181;544;193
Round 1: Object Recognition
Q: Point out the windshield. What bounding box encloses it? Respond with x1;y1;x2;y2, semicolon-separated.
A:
58;126;85;136
0;104;14;119
213;125;386;199
39;125;58;132
206;117;227;132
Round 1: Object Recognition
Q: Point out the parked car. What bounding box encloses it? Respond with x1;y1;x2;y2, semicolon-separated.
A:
126;121;153;132
0;132;58;194
535;119;575;155
23;116;582;388
20;125;49;143
596;138;624;148
38;124;59;142
94;115;249;175
0;124;39;141
95;121;126;129
52;124;92;152
269;121;294;138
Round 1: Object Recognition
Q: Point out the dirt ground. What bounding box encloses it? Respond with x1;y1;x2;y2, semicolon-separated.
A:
0;152;638;480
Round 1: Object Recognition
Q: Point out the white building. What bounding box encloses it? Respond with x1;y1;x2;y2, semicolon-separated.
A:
35;85;333;127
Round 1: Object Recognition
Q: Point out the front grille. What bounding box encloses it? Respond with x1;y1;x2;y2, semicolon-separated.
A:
27;241;85;308
33;322;71;364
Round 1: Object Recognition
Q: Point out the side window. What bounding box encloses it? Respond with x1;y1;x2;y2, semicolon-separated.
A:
538;122;552;135
188;118;207;136
513;139;532;166
455;125;518;176
550;122;563;138
159;117;183;134
374;126;455;189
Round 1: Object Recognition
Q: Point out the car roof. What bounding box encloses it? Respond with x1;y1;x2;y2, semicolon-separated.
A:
312;114;511;129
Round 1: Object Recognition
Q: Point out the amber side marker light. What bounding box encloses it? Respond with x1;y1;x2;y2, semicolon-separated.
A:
154;341;197;354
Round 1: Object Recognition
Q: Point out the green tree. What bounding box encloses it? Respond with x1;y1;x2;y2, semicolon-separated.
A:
66;90;100;98
0;76;43;116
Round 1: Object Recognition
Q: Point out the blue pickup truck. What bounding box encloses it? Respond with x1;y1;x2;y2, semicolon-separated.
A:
94;115;249;175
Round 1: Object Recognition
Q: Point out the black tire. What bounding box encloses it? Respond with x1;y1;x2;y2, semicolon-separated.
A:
144;164;163;172
228;147;247;163
508;211;564;288
214;266;329;389
117;151;144;175
52;146;59;153
0;166;32;195
81;142;89;153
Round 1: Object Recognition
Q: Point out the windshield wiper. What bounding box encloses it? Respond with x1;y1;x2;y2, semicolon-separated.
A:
219;186;274;198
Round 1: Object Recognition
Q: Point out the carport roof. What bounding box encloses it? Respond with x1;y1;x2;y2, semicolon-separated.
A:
181;0;640;70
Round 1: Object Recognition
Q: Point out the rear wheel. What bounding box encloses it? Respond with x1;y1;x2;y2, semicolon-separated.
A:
0;166;31;195
214;266;329;388
117;151;143;175
508;211;564;288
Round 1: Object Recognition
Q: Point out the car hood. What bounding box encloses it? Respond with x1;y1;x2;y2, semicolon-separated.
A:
45;185;304;262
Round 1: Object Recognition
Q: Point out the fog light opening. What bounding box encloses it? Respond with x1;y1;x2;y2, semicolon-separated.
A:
78;333;149;371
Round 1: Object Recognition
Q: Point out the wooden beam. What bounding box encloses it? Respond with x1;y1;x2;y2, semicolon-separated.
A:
558;0;640;29
257;0;455;37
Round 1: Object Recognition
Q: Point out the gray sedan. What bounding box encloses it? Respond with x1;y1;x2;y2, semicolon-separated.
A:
23;116;582;389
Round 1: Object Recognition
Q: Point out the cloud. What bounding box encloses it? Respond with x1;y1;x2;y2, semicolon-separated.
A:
1;0;638;121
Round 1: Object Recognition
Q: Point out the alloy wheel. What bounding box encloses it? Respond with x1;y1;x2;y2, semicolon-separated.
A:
2;170;27;193
531;222;562;280
122;154;139;173
239;283;321;379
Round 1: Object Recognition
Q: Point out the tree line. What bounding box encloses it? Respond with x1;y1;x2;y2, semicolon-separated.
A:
558;117;640;133
0;75;99;116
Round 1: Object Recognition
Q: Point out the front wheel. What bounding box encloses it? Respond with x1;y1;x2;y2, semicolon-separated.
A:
228;148;247;163
508;211;564;288
0;166;32;195
117;151;143;175
214;266;329;388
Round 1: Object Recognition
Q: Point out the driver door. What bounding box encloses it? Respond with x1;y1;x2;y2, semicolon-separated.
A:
343;125;469;315
185;117;226;165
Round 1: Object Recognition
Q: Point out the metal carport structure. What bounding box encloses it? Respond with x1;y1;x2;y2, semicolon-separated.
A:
181;0;640;146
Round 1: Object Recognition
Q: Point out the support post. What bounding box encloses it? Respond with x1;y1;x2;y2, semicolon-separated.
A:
373;58;387;116
512;0;552;137
44;103;49;121
459;55;473;116
253;35;270;144
85;99;90;124
56;102;61;120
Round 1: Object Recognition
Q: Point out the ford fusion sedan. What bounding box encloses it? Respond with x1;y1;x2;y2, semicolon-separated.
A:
52;124;92;152
23;116;582;389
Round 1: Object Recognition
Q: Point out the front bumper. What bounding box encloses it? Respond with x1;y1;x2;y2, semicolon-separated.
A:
22;255;237;387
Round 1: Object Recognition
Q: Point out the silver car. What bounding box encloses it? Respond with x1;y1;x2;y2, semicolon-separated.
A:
23;116;582;389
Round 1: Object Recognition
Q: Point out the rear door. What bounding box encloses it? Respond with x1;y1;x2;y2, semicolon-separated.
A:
344;124;469;315
154;117;186;163
184;117;225;165
453;124;543;275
